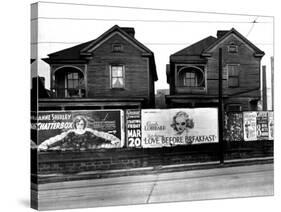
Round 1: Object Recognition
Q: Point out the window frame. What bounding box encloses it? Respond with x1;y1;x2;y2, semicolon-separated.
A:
228;45;238;54
64;71;85;98
112;43;123;52
110;65;125;89
183;71;198;87
226;104;242;112
227;64;240;88
177;67;205;88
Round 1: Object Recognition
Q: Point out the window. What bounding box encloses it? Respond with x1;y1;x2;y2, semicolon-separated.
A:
54;68;85;98
228;45;238;53
184;72;197;87
111;65;125;88
178;66;205;88
227;64;239;88
66;72;84;97
112;44;123;52
226;104;242;112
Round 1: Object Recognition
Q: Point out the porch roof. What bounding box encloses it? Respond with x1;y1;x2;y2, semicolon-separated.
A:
38;98;145;109
170;36;217;62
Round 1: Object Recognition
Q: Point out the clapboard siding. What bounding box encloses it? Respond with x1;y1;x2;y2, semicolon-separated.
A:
206;34;261;97
205;37;261;111
86;34;150;99
167;30;263;111
44;26;157;109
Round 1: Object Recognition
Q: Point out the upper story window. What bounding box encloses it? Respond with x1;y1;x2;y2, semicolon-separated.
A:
228;45;238;53
53;67;85;98
184;72;197;87
111;65;125;88
66;72;84;97
227;64;239;88
178;66;205;88
112;44;123;52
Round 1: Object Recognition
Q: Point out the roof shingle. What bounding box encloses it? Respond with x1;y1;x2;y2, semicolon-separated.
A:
172;36;217;56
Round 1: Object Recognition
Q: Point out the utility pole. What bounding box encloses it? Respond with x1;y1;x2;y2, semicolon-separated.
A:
262;66;267;111
271;57;274;110
218;48;224;164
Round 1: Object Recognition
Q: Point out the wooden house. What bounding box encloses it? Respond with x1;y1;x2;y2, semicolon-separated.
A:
41;25;158;110
166;28;264;112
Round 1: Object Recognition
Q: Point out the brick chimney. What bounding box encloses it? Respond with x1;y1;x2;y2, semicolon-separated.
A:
217;30;229;38
121;27;135;37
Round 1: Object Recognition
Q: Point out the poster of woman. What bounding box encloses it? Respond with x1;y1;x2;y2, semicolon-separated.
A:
243;112;257;141
34;110;124;151
141;108;218;148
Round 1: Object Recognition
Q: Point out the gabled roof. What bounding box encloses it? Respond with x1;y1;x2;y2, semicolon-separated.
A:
172;36;217;56
171;28;265;62
81;25;154;55
47;40;95;60
44;25;155;60
203;28;265;56
42;25;157;81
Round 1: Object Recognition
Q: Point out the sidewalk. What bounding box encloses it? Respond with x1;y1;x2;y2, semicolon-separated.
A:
34;163;273;210
36;156;273;184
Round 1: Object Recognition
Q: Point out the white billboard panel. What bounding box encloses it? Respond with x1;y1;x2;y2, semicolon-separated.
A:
141;108;218;148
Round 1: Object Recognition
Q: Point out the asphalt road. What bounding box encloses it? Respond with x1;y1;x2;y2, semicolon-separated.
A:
35;163;274;210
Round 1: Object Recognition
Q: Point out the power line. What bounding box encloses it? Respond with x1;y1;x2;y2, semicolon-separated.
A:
36;1;273;18
246;17;258;37
30;41;273;46
30;41;193;45
31;16;271;24
31;41;83;44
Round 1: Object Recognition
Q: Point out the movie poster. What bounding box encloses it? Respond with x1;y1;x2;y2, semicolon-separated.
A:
126;109;142;148
268;111;274;140
256;111;269;140
141;108;218;148
32;110;124;150
30;111;38;149
243;112;257;141
224;112;243;141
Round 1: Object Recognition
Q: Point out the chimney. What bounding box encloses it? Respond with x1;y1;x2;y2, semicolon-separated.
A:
217;30;229;38
121;27;135;37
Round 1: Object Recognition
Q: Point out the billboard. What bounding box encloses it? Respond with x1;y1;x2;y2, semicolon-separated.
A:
268;111;274;140
31;111;38;149
243;112;257;141
224;112;243;141
141;108;218;148
256;111;269;140
32;110;124;150
126;109;142;148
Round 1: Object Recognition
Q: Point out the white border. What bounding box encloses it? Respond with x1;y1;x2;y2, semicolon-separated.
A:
1;1;280;212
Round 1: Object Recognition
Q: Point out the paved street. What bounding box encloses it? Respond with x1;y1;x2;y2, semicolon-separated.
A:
36;163;274;210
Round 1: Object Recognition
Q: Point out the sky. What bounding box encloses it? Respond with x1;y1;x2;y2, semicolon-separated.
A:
31;1;274;109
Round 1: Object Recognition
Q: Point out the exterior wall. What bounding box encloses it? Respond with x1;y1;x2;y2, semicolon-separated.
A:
168;34;262;111
86;34;150;103
224;97;258;111
206;34;261;98
148;62;155;108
